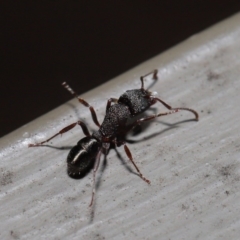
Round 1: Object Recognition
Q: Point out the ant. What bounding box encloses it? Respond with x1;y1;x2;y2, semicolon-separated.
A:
29;69;199;206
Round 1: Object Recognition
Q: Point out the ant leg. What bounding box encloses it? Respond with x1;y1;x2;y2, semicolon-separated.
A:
140;71;198;120
89;149;102;207
28;120;90;147
123;144;151;184
153;97;199;120
62;82;101;127
106;98;118;113
129;110;179;130
140;69;158;89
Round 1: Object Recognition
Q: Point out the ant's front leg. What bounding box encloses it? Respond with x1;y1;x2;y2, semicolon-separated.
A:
153;97;199;121
140;69;158;89
129;110;179;128
28;120;90;147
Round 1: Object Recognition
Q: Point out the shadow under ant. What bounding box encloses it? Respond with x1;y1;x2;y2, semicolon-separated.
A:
112;117;195;175
89;116;197;223
38;145;73;150
126;117;196;144
36;144;94;179
93;116;197;185
40;116;196;181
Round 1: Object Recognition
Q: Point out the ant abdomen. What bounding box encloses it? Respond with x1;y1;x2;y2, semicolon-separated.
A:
67;137;100;177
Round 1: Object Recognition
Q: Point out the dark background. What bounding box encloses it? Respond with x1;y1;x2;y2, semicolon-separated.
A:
1;1;240;137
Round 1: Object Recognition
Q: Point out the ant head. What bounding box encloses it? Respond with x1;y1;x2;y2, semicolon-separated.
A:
67;137;101;177
119;89;156;116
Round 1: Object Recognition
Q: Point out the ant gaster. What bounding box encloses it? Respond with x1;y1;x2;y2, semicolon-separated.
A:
29;70;199;206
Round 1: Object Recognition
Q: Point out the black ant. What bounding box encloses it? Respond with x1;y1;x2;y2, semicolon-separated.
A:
29;70;199;206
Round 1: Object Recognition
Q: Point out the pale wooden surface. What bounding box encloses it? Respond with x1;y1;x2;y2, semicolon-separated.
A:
1;13;240;240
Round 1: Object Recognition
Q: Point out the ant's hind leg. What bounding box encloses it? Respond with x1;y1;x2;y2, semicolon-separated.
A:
28;120;91;147
89;149;102;207
62;82;101;127
123;144;151;184
140;69;158;90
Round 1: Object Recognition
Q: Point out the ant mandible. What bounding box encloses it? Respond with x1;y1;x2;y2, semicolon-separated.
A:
29;70;199;206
